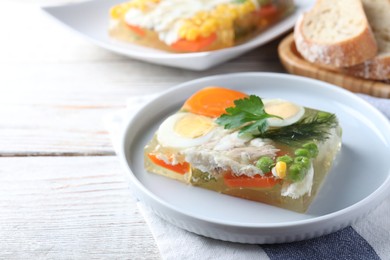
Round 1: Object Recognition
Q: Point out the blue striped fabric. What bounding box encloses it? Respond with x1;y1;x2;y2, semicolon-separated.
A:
261;226;380;260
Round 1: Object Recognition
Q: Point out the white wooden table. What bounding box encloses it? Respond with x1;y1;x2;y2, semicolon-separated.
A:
1;1;290;259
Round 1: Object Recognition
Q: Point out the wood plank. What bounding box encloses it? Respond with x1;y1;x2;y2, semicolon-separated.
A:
0;156;160;259
0;55;284;156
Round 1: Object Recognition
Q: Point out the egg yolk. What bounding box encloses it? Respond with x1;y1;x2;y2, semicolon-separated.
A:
265;101;300;119
174;114;214;138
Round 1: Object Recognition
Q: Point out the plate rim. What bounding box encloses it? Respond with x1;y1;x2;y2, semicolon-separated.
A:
119;72;390;227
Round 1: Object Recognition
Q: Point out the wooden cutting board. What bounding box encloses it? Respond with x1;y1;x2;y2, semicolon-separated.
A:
278;33;390;98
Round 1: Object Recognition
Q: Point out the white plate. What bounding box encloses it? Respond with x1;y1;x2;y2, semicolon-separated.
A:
41;0;312;71
118;73;390;244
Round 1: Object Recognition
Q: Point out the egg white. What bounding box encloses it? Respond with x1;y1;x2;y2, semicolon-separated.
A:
157;112;217;149
263;99;305;127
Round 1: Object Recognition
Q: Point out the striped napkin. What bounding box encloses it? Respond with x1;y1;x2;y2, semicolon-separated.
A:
105;93;390;260
138;200;389;260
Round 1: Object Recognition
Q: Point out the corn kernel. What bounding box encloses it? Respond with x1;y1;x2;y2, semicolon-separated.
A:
196;11;208;20
217;17;233;29
227;8;238;19
194;18;203;26
238;3;255;16
178;27;188;38
110;6;122;19
216;4;229;14
186;28;199;41
110;2;135;19
200;21;217;37
275;161;287;179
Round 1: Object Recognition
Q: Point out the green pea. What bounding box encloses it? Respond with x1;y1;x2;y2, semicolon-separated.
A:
256;156;274;173
295;148;309;157
294;156;310;168
277;155;293;165
288;164;306;182
302;142;319;158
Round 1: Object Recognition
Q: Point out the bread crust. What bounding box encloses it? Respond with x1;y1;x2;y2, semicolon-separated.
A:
342;55;390;80
294;2;378;67
341;0;390;80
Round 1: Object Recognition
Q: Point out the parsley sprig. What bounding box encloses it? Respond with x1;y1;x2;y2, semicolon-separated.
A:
216;95;281;135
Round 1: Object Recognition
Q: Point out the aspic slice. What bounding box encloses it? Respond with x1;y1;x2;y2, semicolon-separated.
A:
109;0;295;52
144;87;342;213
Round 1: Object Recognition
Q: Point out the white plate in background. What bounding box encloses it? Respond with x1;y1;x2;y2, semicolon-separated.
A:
41;0;312;70
118;73;390;244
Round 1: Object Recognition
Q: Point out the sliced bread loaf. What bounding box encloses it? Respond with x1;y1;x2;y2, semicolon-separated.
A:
342;0;390;80
294;0;378;67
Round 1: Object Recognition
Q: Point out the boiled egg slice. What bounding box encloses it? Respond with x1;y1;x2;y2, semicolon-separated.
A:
157;112;216;148
263;99;305;127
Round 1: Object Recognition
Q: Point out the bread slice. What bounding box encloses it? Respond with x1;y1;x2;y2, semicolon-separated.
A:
342;0;390;80
294;0;378;67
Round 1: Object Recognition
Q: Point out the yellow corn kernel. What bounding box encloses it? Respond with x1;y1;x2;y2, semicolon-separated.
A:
110;6;123;19
237;2;256;16
193;18;204;26
186;28;199;41
245;2;256;11
227;8;239;19
217;17;233;29
178;27;188;39
218;6;230;14
110;2;133;19
200;20;217;37
275;161;287;179
196;11;208;20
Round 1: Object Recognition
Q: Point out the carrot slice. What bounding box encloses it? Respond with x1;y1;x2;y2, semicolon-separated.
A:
147;153;190;175
182;87;248;118
257;4;278;18
127;24;145;36
171;33;217;52
223;172;279;188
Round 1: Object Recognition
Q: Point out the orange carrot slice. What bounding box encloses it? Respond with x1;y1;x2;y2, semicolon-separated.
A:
257;4;278;18
127;24;145;36
148;153;190;175
223;172;279;188
182;87;247;118
171;33;217;52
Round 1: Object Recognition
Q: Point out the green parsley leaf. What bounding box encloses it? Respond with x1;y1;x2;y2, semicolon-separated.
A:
216;95;281;136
